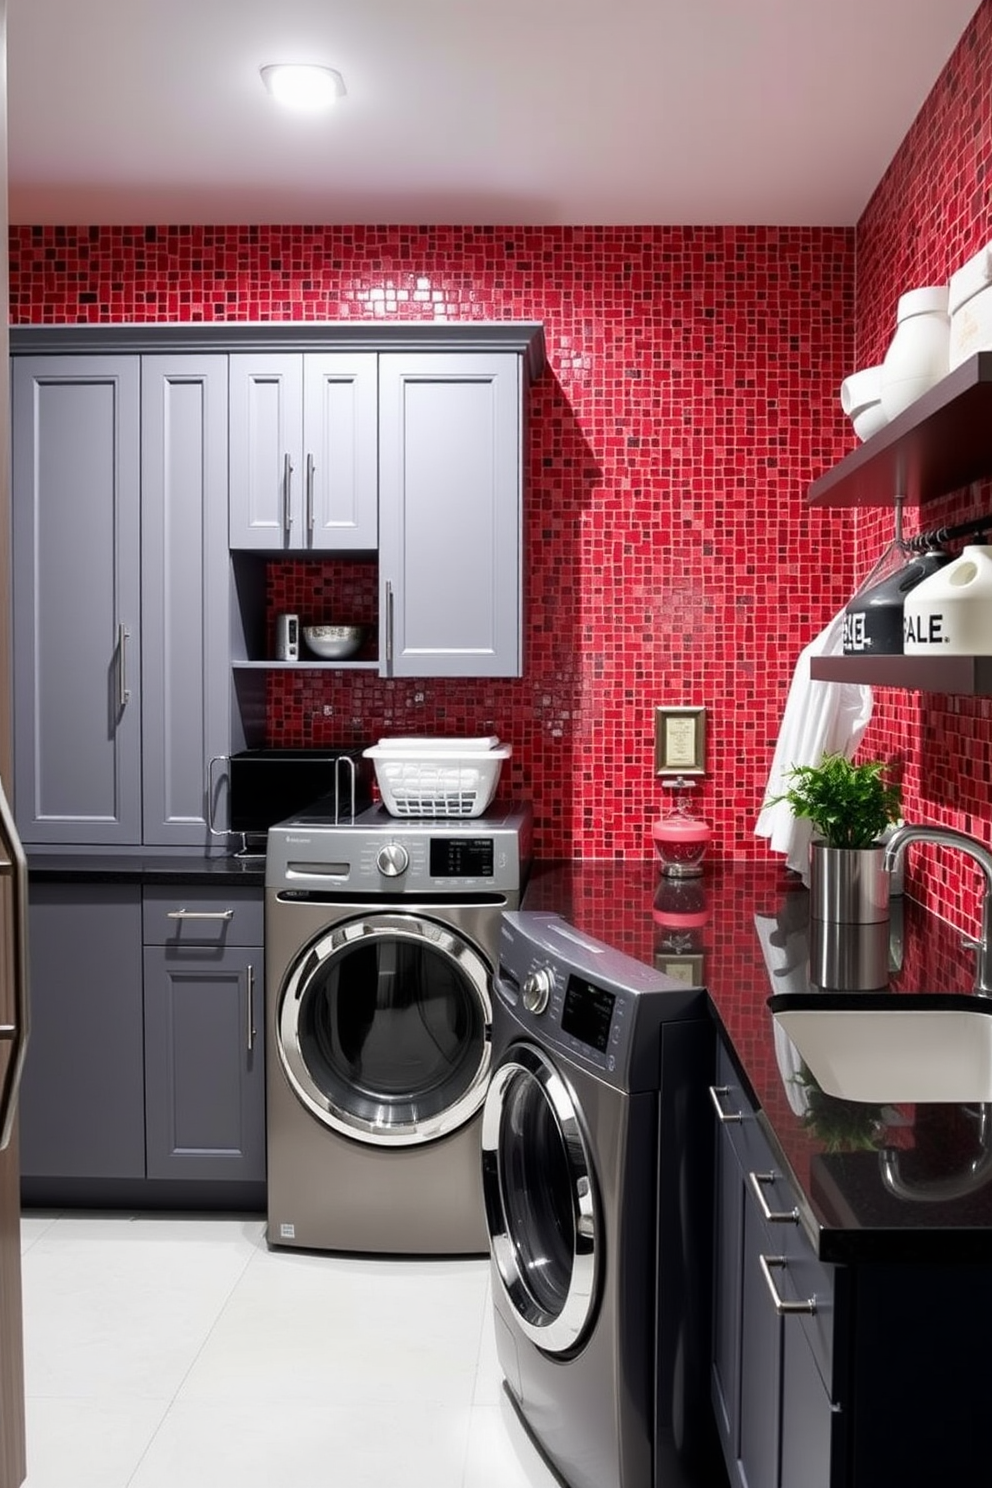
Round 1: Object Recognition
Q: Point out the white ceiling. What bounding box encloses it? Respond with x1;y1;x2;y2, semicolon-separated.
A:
6;0;982;227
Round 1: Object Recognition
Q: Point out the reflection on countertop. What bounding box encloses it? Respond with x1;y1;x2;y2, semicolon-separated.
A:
524;859;992;1260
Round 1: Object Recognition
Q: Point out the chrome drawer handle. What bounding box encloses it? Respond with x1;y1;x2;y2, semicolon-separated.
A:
759;1254;817;1316
282;452;294;535
708;1084;743;1124
749;1169;799;1224
166;909;235;921
306;453;315;535
246;963;256;1054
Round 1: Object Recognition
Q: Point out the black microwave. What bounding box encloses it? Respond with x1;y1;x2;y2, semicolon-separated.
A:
228;748;373;835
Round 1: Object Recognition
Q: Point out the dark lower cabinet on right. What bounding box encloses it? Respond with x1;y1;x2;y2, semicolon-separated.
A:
710;1032;992;1488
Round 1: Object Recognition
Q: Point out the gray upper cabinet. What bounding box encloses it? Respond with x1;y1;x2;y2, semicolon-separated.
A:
378;351;524;678
229;352;378;551
141;356;231;847
12;357;143;844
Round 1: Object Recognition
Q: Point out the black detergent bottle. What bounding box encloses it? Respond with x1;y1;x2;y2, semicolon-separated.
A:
843;541;951;655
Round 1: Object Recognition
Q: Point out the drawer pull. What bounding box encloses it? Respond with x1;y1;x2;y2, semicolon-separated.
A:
749;1169;799;1224
759;1254;817;1316
708;1084;743;1124
166;909;235;922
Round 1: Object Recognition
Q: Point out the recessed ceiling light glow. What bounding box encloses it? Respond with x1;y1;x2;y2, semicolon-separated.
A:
260;64;346;112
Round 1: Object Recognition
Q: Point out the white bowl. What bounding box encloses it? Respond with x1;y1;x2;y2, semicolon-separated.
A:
303;624;366;660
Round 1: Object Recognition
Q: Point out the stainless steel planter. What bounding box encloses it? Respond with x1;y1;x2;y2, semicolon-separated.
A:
808;842;890;924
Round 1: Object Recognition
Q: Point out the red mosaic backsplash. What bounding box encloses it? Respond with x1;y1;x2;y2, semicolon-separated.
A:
851;0;992;935
9;223;858;866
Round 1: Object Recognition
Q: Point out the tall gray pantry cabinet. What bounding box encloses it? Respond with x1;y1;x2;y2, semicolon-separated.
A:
12;354;230;848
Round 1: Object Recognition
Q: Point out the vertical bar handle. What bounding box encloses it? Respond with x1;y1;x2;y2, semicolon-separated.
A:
0;781;29;1151
385;580;395;672
207;755;229;837
306;453;315;537
117;623;131;710
282;452;294;536
246;963;256;1054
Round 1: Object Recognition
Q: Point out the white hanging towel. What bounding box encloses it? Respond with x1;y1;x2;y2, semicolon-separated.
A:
754;608;873;883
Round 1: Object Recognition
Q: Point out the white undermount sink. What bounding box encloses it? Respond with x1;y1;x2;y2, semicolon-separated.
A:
768;992;992;1104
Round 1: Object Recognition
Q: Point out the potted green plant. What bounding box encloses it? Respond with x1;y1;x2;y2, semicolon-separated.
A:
767;752;902;923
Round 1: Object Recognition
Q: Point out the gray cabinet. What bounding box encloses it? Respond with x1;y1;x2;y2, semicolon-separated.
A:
141;356;231;846
710;1040;838;1488
378;352;524;677
12;357;142;845
19;883;145;1179
228;353;378;551
19;881;264;1194
142;887;264;1183
12;354;232;849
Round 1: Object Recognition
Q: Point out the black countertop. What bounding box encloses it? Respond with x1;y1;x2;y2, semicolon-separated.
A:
26;845;266;886
524;859;992;1263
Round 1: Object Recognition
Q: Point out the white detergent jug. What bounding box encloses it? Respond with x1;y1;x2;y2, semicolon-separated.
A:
903;544;992;654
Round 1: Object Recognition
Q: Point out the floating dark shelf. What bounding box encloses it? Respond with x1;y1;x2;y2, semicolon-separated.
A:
808;352;992;508
810;653;992;694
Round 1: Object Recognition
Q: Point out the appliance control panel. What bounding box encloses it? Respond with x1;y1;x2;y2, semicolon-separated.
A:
495;911;704;1089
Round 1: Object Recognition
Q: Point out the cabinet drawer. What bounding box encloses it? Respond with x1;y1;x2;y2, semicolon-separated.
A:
142;886;263;947
711;1039;773;1176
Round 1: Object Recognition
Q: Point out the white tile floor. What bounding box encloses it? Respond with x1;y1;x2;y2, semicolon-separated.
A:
19;1211;562;1488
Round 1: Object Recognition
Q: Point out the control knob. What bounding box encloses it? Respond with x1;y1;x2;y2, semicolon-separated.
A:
522;967;554;1015
376;842;410;877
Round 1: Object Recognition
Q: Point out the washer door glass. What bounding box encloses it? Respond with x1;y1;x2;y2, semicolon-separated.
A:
277;913;492;1147
482;1042;598;1354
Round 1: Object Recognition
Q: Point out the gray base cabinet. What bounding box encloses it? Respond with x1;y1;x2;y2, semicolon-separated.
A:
143;888;264;1182
20;882;264;1194
711;1032;992;1487
19;884;145;1179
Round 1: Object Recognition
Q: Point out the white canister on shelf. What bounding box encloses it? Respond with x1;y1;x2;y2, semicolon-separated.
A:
879;285;950;422
903;544;992;654
948;240;992;370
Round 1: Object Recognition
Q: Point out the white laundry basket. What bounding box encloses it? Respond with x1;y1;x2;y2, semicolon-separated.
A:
363;738;512;818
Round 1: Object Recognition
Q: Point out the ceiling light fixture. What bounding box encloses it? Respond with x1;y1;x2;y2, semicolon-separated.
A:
260;64;346;112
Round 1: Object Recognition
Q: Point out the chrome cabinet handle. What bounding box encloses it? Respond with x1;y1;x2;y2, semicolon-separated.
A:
117;623;131;710
282;452;294;535
749;1170;799;1224
0;782;29;1151
385;580;395;672
246;963;256;1053
708;1084;743;1123
305;453;315;537
759;1254;817;1316
207;755;229;836
166;909;235;922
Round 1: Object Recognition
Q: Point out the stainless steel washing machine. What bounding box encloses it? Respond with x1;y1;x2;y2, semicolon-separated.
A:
482;912;720;1488
265;800;532;1254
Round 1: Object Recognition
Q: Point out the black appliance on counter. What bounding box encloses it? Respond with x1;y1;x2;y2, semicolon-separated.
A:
228;748;373;846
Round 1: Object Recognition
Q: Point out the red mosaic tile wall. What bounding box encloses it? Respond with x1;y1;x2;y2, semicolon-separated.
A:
853;0;992;934
9;224;857;862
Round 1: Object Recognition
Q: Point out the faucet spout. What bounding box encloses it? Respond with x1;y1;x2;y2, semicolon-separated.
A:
883;824;992;995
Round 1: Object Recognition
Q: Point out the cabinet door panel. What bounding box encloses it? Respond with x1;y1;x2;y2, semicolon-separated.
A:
229;355;303;549
379;353;522;677
19;884;145;1179
712;1122;744;1465
12;358;142;844
304;353;378;549
141;356;230;846
143;944;264;1182
780;1323;834;1488
739;1201;782;1488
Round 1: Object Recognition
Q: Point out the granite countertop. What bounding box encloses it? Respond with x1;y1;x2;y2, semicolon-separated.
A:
523;859;991;1262
26;845;266;887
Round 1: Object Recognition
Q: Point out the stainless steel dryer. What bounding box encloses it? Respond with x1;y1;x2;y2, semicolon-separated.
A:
482;912;720;1488
265;800;531;1254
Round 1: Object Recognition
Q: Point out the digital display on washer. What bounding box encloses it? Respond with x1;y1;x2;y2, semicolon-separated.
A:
561;975;616;1053
429;837;494;878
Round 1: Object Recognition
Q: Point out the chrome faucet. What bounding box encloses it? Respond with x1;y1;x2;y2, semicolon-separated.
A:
883;824;992;995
